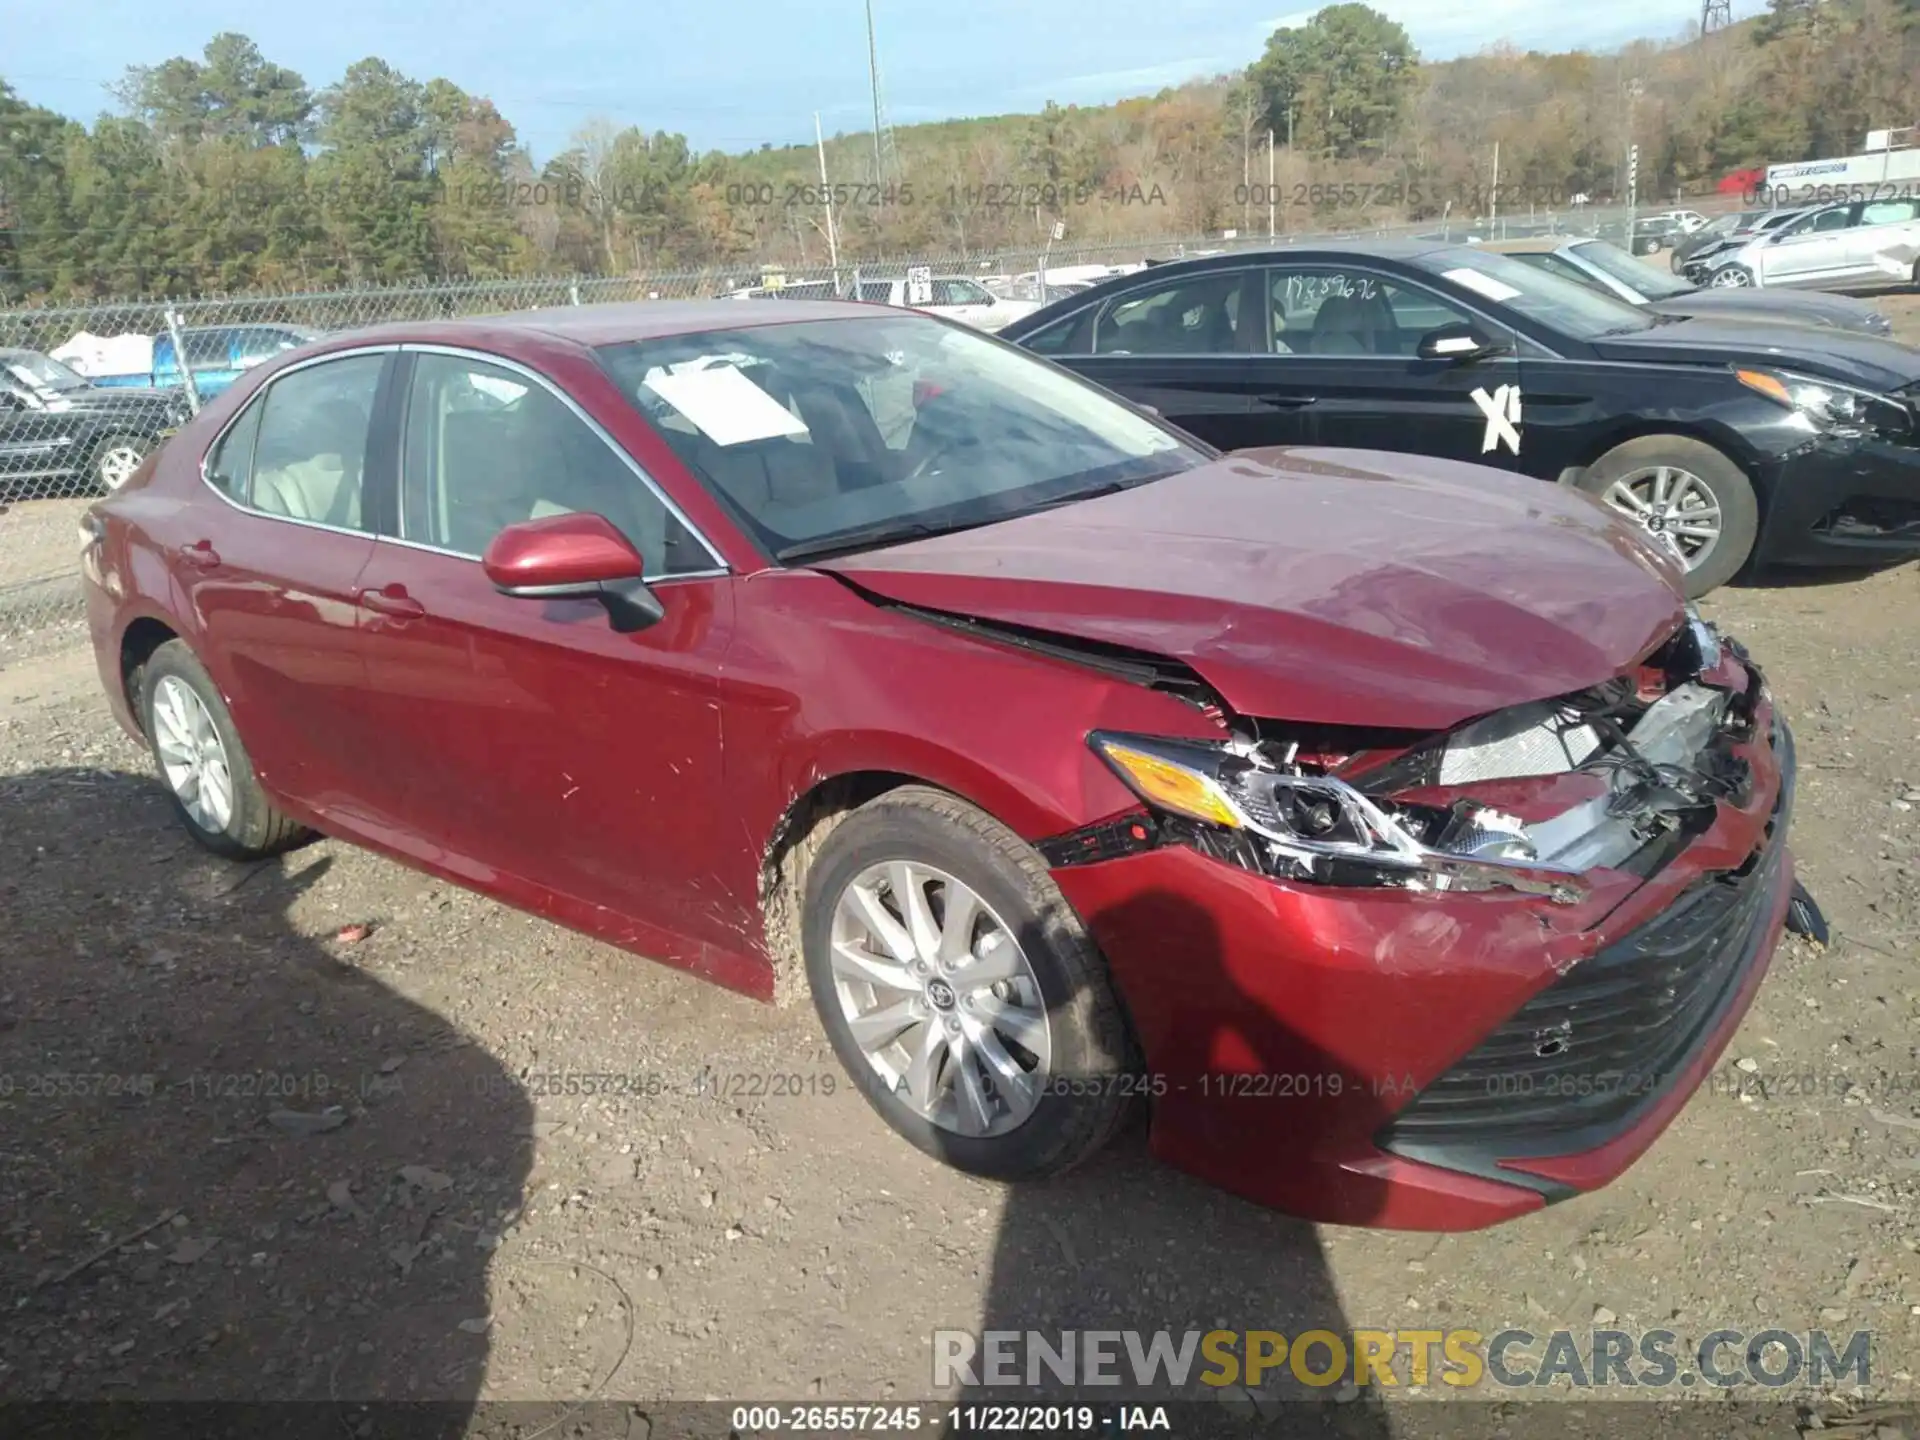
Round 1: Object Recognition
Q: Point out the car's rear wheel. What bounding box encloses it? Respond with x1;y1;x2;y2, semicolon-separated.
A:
803;785;1135;1181
92;434;151;493
1709;264;1754;288
1576;436;1760;598
139;640;311;860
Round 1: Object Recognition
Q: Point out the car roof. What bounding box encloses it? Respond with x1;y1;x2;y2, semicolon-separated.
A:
1155;237;1449;265
1475;236;1582;255
321;298;887;352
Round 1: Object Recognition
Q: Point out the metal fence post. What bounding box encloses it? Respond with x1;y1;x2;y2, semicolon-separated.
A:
163;307;201;417
569;283;582;306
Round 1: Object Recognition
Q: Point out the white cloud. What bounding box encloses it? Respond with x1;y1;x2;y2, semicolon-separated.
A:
1019;56;1232;101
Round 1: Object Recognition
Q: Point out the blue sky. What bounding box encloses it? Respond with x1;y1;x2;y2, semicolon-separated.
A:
6;0;1764;163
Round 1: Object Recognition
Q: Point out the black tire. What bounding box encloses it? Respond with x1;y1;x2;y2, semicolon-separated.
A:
91;433;152;493
1575;435;1760;599
139;640;311;860
802;785;1135;1182
1708;263;1754;288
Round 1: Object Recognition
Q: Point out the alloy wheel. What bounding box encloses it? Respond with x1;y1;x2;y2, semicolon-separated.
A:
1709;266;1752;288
828;860;1052;1138
151;675;235;832
1602;465;1723;572
97;444;146;490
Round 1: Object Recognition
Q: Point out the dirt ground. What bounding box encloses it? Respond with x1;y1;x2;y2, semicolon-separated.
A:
3;300;1920;1435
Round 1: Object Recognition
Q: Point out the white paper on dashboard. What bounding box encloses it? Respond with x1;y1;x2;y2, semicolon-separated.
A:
1440;267;1523;303
642;365;809;446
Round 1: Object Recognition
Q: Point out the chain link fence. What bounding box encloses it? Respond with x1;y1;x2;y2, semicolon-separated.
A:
0;206;1635;660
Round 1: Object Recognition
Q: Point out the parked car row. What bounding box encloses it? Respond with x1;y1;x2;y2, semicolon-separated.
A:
81;290;1820;1232
1001;238;1920;599
0;348;192;498
1478;234;1895;334
1679;197;1920;291
719;274;1039;332
81;324;321;398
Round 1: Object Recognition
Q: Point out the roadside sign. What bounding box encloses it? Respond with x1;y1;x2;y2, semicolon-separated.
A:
906;266;933;305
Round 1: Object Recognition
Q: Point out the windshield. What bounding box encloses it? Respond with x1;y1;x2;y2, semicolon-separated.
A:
1412;247;1657;339
2;351;91;394
597;313;1205;561
1567;240;1697;299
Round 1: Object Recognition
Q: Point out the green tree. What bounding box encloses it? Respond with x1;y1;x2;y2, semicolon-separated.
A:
311;59;436;281
1249;4;1419;158
117;33;310;147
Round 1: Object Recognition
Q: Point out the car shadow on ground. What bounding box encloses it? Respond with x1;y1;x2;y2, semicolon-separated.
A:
0;765;532;1431
950;885;1398;1438
1734;561;1909;592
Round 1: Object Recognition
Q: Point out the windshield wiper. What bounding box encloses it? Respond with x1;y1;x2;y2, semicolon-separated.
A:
776;518;982;564
1023;469;1179;516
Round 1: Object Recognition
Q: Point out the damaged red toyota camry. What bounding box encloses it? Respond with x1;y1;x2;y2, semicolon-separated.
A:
82;299;1807;1231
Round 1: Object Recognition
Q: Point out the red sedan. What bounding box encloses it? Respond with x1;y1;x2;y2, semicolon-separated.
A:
81;300;1798;1230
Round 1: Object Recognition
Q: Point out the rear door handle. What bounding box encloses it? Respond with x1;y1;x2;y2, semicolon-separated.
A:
355;583;426;619
179;539;222;569
1257;394;1317;409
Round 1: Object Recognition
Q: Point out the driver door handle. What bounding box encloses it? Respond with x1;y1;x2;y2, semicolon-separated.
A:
178;539;222;569
354;583;426;619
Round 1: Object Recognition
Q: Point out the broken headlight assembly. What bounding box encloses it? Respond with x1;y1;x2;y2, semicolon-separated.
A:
1735;367;1912;439
1089;731;1589;903
1089;663;1755;903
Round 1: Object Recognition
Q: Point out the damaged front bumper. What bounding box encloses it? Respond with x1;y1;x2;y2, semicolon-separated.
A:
1043;624;1794;1231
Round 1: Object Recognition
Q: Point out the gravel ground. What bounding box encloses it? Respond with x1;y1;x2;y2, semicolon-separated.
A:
2;297;1920;1434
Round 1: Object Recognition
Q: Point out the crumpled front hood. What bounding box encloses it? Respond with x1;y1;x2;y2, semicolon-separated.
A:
820;448;1688;731
1593;315;1920;392
1644;287;1886;333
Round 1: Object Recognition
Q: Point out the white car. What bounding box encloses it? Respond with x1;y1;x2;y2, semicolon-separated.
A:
1703;196;1920;290
855;275;1039;332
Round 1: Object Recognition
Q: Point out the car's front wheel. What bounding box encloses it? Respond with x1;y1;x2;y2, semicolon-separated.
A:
92;434;151;493
1709;264;1754;288
803;785;1135;1181
139;640;311;860
1576;435;1760;598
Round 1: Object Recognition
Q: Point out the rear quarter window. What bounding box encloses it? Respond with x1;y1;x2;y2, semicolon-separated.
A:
1020;308;1097;356
204;398;264;501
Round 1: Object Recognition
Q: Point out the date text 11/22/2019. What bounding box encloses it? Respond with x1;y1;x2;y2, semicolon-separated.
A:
729;1403;1172;1434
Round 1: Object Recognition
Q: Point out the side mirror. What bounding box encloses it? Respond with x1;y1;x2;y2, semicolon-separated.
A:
1417;322;1506;363
482;512;665;633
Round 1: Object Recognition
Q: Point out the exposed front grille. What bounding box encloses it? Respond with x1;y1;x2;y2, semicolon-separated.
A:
1814;497;1920;539
1379;723;1792;1173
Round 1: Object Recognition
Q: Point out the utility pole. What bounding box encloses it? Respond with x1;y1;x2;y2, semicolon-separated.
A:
1242;95;1252;234
1622;77;1643;228
815;112;841;290
1267;130;1276;239
1489;139;1500;229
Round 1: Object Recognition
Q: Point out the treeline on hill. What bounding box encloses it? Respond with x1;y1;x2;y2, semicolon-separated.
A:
0;0;1916;302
